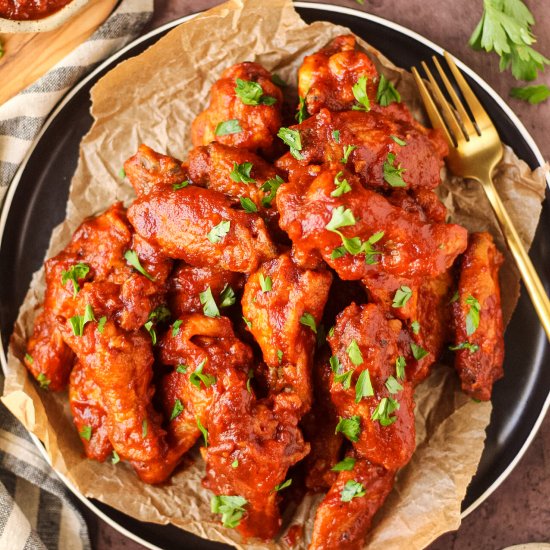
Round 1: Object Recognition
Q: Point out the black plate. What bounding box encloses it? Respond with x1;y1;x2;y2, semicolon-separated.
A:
1;4;549;549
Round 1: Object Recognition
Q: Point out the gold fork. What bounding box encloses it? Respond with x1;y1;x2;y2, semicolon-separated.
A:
412;51;550;341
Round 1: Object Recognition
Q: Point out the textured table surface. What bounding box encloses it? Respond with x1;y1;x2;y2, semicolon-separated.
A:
90;1;550;549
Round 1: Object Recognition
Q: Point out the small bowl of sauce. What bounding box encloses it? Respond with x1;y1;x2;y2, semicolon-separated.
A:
0;0;91;32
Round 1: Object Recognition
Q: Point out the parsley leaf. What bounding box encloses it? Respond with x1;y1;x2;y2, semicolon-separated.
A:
346;339;363;365
334;369;353;389
173;180;190;190
200;286;220;318
273;479;292;492
332;130;340;143
392;286;413;308
277;349;283;364
376;74;401;106
329;355;341;373
259;273;272;292
215;119;242;136
510;84;550;104
234;78;276;106
396;356;406;380
385;375;403;394
69;304;95;337
411;320;421;334
449;342;480;353
37;373;50;389
142;419;148;438
335;415;361;442
80;425;92;441
390;134;407;146
118;167;126;179
239;197;258;213
170;399;184;420
272;73;288;87
196;416;208;446
207;220;231;244
176;364;188;374
300;312;317;334
97;316;107;333
143;305;170;345
61;262;90;298
352;75;371;111
296;96;309;123
172;319;183;336
124;250;155;281
242;316;252;329
331;171;352;197
341;480;366;502
246;369;254;393
326;205;356;232
331;457;356;472
411;342;429;361
278;127;304;160
465;295;481;336
341;144;357;164
371;397;400;426
261;175;284;208
383;152;407;187
355;369;374;402
24;353;33;364
231;459;239;468
111;451;120;464
211;495;247;528
190;359;216;389
230;161;255;184
219;284;236;308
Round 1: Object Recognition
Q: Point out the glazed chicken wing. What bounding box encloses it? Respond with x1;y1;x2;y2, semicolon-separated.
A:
191;62;284;154
128;185;277;273
298;35;378;115
452;232;505;400
241;253;332;412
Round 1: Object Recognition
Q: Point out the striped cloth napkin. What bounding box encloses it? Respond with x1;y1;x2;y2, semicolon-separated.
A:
0;0;153;548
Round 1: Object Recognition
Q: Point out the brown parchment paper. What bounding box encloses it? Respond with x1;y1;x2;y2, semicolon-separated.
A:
2;1;548;548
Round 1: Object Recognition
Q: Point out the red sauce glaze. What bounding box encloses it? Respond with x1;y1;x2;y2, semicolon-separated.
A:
0;0;73;21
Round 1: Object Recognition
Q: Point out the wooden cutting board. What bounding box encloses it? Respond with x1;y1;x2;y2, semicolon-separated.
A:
0;0;118;105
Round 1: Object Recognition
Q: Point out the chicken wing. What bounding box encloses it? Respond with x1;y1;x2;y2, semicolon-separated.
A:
241;253;332;412
452;232;504;400
191;62;284;154
128;185;277;273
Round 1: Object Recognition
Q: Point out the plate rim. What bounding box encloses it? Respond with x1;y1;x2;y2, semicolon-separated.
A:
0;2;548;548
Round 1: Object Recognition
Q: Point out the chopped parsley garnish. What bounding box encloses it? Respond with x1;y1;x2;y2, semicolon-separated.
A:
341;480;366;502
332;130;340;143
97;316;107;333
80;426;92;441
210;495;247;528
277;127;303;160
371;397;400;426
143;305;170;345
390;134;407;146
61;262;90;298
385;375;403;394
196;416;208;446
260;175;284;208
329;354;341;373
273;479;292;492
24;353;33;364
331;457;356;472
334;369;353;389
176;364;188;374
326;205;356;232
242;316;252;329
111;451;120;464
170;399;184;421
277;349;283;364
510;85;550;104
142;419;148;438
230;161;255;184
239;197;258;213
376;74;401;106
207;220;231;244
335;415;361;442
392;286;413;308
449;290;460;304
200;286;220;317
341;144;357;164
346;339;363;365
259;273;272;292
352;75;371;111
234;78;276;106
246;369;254;393
219;284;236;308
190;358;216;389
215;119;242;136
411;320;421;334
449;342;480;353
271;73;288;87
396;356;406;380
465;295;481;336
172;319;183;336
355;369;374;402
69;304;96;337
299;312;317;333
383;152;407;187
124;250;155;281
331;171;352;197
118;167;126;179
231;459;239;468
296;96;309;123
37;373;50;389
411;342;429;361
173;180;190;190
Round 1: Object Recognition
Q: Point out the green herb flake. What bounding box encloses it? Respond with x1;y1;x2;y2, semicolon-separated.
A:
346;339;364;366
111;451;120;464
352;75;371;111
331;171;352;197
396;356;406;380
335;415;362;442
118;167;126;179
260;175;284;208
69;304;96;337
411;342;429;361
411;320;420;334
376;74;401;106
235;78;276;106
124;250;155;281
329;355;341;373
449;290;459;304
197;416;209;447
371;397;400;426
199;286;220;318
242;316;252;329
465;295;481;336
355;369;374;402
230;161;255;184
36;373;50;390
173;180;190;190
383;152;407;187
296;96;309;123
341;480;366;502
277;127;303;160
231;459;239;469
170;399;184;421
215;119;242;136
240;197;258;213
341;144;357;164
271;73;288;87
334;369;353;389
80;425;92;441
24;353;33;364
449;342;480;353
332;130;340;143
510;84;550;104
207;220;231;244
277;349;283;364
246;369;254;393
326;205;356;232
259;273;272;292
176;364;188;374
392;286;413;308
385;375;403;394
97;316;107;334
300;312;317;334
142;419;148;438
172;319;183;336
273;479;292;492
190;358;216;390
331;457;356;472
219;284;236;308
61;262;90;298
210;495;247;528
390;134;407;146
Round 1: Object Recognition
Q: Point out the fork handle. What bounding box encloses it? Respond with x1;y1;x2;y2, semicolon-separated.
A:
480;175;550;341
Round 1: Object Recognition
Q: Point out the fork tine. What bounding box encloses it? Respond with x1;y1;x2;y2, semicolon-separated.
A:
432;56;478;138
420;61;466;144
411;66;456;146
443;51;490;131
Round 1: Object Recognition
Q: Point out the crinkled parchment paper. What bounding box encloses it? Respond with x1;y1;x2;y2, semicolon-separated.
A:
2;0;548;548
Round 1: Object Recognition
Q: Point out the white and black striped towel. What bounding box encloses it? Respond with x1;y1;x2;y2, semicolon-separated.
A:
0;1;153;548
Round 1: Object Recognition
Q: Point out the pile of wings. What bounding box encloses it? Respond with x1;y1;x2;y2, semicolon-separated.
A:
23;36;505;549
